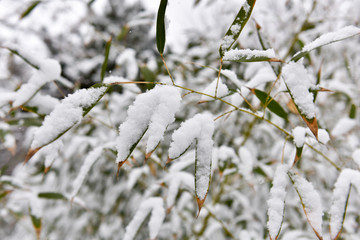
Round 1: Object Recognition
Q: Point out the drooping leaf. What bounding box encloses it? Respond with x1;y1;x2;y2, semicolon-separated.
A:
223;48;282;63
294;146;304;166
123;197;165;240
101;37;112;82
349;103;356;119
288;170;323;240
38;192;66;200
291;26;360;62
30;213;42;239
250;88;288;120
25;84;110;163
329;169;360;240
219;0;256;57
20;1;41;19
156;0;168;54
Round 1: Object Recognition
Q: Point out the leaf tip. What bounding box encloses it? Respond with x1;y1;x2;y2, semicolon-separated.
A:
24;147;41;164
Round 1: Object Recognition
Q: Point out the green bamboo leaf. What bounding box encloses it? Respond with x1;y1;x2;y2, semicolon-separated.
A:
251;88;288;120
101;37;112;82
291;26;360;62
117;25;130;41
349;104;356;119
293;146;303;166
219;0;256;57
30;213;42;239
20;1;41;19
38;192;66;200
156;0;168;54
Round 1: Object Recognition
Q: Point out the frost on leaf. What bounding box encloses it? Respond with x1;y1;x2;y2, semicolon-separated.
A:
168;113;214;213
267;164;289;240
282;61;318;138
330;169;360;240
289;170;323;239
26;86;108;162
116;85;181;166
200;78;229;102
123;197;165;240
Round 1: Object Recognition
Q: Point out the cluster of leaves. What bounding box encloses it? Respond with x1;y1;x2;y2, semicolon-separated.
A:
1;0;360;239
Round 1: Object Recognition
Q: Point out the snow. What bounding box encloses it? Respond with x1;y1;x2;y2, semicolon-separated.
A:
31;140;63;168
165;172;194;208
71;142;116;199
168;113;214;200
200;78;229;101
31;86;107;149
331;117;357;137
318;129;330;145
282;61;316;119
292;126;306;147
116;85;181;163
291;171;323;237
123;197;165;240
330;169;360;239
300;25;360;53
223;48;276;61
13;58;61;108
27;93;60;114
267;164;289;240
116;48;138;80
353;149;360;168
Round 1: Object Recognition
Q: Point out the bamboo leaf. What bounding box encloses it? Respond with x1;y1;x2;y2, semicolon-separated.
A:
250;88;288;120
30;213;42;239
156;0;168;54
38;192;66;200
223;48;282;63
349;103;356;119
219;0;256;57
291;26;360;62
293;146;304;167
20;1;41;19
288;170;323;240
329;169;360;240
101;37;112;82
25;84;110;163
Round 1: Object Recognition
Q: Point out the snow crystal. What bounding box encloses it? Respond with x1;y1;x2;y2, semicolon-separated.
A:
230;24;241;35
31;86;107;149
116;85;181;163
292;127;306;147
292;171;323;237
330;169;360;239
353;149;360;168
168;113;214;200
200;78;229;101
267;164;289;240
220;35;234;52
223;48;276;61
282;61;316;119
301;26;360;53
331;117;357;137
13;59;61;108
123;197;165;240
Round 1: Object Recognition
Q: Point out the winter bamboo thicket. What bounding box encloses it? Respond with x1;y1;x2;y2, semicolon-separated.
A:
0;0;360;239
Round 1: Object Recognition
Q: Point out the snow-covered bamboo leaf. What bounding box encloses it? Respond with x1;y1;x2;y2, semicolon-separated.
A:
156;0;168;54
101;37;112;82
267;164;289;240
71;142;115;200
223;48;282;63
25;84;109;163
38;192;66;200
219;0;256;57
124;197;165;240
292;127;306;166
164;172;194;210
168;113;214;214
250;88;288;120
288;170;323;240
20;1;40;19
291;26;360;62
282;61;318;138
330;169;360;240
116;85;181;167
